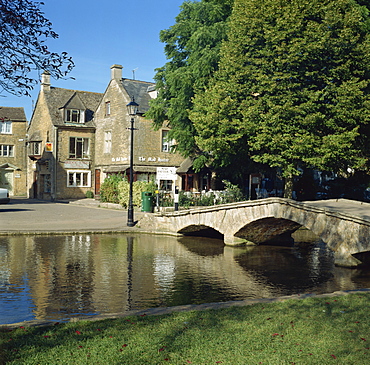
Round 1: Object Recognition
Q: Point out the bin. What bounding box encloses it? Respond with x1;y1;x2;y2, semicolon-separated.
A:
141;192;154;212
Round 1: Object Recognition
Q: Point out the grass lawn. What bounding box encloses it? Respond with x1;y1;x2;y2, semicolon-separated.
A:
1;292;370;364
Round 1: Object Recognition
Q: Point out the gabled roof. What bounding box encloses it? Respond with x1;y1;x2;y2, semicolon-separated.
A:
0;107;27;122
42;87;103;127
122;79;155;114
61;92;86;110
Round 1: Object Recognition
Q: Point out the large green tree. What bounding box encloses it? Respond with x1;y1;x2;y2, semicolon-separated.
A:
191;0;370;196
146;0;233;161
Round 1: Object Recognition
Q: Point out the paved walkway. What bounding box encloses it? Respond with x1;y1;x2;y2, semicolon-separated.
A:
302;198;370;221
0;197;148;235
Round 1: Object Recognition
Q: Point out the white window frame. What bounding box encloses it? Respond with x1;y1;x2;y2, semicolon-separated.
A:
161;130;174;152
29;141;41;156
0;121;12;134
67;170;91;187
105;101;111;116
160;179;173;191
104;131;112;153
0;145;14;157
69;137;90;159
65;109;85;123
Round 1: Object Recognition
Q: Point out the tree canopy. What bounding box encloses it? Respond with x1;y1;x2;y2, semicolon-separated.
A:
0;0;74;96
191;0;370;194
146;0;233;159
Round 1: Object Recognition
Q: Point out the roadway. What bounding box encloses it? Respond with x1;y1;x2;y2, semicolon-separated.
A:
0;197;146;235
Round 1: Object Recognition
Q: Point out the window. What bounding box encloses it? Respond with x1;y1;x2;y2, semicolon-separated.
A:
29;142;41;155
160;180;173;191
0;121;12;134
105;102;111;116
67;170;91;187
65;109;85;123
0;145;14;157
104;131;112;153
161;130;173;152
69;137;89;159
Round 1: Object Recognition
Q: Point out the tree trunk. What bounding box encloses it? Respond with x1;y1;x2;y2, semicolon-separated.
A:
284;175;294;199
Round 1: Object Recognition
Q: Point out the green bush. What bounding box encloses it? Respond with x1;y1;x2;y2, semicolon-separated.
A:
85;190;94;198
118;180;157;208
99;174;123;203
222;180;244;203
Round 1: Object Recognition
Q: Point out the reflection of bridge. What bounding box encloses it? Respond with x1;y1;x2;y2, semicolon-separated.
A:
141;198;370;267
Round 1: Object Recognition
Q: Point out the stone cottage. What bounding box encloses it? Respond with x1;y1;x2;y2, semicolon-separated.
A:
93;64;185;195
0;106;27;196
27;72;103;200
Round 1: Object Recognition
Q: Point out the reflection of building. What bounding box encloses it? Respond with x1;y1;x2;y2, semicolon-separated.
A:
27;72;103;200
93;65;184;195
0;107;27;196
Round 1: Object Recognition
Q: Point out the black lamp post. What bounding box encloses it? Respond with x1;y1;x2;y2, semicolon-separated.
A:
126;97;139;227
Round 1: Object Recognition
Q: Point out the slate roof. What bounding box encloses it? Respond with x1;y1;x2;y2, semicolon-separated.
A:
42;87;103;127
0;107;27;121
122;79;155;114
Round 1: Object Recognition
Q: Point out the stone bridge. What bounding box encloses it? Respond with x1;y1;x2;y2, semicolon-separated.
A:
140;198;370;267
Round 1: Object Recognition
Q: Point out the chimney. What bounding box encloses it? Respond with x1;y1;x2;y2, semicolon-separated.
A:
111;64;123;81
41;71;51;92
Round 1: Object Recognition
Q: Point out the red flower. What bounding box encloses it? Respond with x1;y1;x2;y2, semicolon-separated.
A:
75;330;81;335
159;347;166;352
272;333;279;336
331;354;337;359
361;338;367;341
122;344;128;347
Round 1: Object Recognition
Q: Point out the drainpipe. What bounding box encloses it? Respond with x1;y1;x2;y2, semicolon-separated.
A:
52;126;58;201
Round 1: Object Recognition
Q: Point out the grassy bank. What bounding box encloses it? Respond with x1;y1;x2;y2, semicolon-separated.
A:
1;293;370;364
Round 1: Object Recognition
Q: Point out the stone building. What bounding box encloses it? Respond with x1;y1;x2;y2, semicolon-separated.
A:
0;107;27;196
27;72;103;200
94;65;185;195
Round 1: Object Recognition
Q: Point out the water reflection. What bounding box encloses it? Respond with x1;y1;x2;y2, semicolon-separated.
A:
1;233;370;325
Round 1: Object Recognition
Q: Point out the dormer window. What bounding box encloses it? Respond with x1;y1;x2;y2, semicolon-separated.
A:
65;109;85;123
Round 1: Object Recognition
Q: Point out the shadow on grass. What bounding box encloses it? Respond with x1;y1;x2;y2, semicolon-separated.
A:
1;292;370;364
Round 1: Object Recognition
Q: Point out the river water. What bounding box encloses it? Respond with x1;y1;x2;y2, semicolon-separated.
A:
1;232;370;325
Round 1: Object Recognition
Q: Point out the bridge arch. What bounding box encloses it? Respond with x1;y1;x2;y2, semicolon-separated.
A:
178;224;224;239
141;198;370;267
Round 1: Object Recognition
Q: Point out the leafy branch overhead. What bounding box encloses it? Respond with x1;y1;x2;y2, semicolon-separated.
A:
0;0;74;96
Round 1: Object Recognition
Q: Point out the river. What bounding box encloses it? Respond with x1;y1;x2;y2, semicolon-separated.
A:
1;232;370;325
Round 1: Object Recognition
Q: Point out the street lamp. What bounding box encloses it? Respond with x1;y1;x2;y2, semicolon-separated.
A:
126;97;139;227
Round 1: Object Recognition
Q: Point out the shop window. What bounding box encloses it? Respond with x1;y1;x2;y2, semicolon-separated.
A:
67;170;91;187
160;179;173;191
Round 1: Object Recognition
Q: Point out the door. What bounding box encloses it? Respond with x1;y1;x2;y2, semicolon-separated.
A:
95;169;101;195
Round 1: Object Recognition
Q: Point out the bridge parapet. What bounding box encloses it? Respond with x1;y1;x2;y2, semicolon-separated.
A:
139;198;370;267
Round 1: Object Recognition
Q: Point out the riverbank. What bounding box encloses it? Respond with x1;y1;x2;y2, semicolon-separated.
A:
1;290;369;364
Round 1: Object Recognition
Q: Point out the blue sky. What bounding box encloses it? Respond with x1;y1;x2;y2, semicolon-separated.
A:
0;0;185;120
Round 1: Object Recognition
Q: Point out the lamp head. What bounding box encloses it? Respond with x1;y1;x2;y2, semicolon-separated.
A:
126;97;139;116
